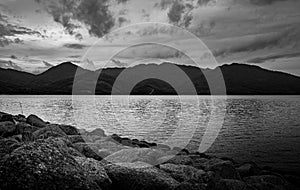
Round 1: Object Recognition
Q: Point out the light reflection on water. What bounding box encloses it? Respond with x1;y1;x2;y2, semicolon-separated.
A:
0;95;299;173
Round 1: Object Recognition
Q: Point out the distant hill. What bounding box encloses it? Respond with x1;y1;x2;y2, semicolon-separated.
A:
0;62;300;95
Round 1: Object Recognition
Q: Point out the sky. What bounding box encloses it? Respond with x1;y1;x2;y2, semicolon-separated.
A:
0;0;300;76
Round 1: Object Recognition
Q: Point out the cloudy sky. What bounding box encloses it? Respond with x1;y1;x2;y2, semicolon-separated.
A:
0;0;300;75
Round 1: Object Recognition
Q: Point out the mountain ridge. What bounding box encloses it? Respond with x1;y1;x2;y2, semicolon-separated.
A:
0;62;300;95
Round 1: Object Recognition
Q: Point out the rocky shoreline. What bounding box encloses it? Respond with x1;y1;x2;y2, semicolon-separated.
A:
0;111;299;190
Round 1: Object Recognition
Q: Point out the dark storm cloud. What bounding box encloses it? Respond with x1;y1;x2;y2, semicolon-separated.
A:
154;0;174;10
36;0;115;38
63;43;87;49
213;28;297;57
247;52;300;63
0;13;42;46
168;0;185;24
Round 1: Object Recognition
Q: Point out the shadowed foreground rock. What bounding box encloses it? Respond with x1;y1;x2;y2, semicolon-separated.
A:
0;139;101;190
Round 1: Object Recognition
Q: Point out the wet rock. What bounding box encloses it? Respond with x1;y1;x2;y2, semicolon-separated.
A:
105;148;166;165
236;162;261;178
204;158;240;180
104;162;179;190
244;175;290;190
212;179;255;190
26;114;47;128
13;114;26;122
75;157;112;190
0;138;21;158
68;135;85;144
120;138;137;147
89;128;106;137
0;113;14;122
72;142;103;161
0;121;16;137
160;163;206;183
157;155;194;166
33;124;67;140
59;125;80;135
0;140;100;190
110;134;122;143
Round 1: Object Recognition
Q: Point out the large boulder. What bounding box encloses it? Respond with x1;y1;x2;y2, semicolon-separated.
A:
13;114;27;122
0;121;16;137
160;163;206;183
104;148;166;165
26;114;47;128
0;113;14;122
236;162;261;178
33;124;67;140
75;157;112;190
89;128;106;137
0;140;101;190
203;158;240;180
59;125;80;135
104;162;180;190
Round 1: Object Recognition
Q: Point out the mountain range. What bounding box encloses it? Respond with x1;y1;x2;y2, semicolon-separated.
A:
0;62;300;95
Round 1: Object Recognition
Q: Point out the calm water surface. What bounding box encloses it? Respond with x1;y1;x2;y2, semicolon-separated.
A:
0;95;299;173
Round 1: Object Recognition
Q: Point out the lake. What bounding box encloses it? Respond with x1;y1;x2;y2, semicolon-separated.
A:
0;95;299;173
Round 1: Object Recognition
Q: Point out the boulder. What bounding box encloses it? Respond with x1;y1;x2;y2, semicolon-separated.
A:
75;157;112;190
89;128;106;137
59;125;80;135
15;122;38;134
0;113;14;122
160;163;206;183
0;139;101;190
236;162;261;178
0;121;16;137
72;143;103;161
157;155;194;166
204;158;240;180
26;114;47;128
33;124;67;140
104;148;166;165
104;162;180;190
212;179;255;190
0;138;21;158
13;114;26;122
68;135;85;144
